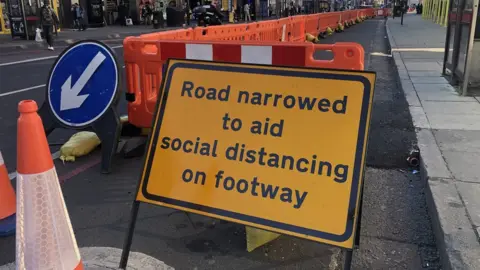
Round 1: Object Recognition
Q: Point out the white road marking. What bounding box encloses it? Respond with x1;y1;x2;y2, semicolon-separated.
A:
0;84;46;97
0;45;124;67
1;62;125;97
390;48;447;52
0;56;58;67
370;52;392;57
9;151;61;180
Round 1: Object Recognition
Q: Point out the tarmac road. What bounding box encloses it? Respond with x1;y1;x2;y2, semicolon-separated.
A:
0;18;442;269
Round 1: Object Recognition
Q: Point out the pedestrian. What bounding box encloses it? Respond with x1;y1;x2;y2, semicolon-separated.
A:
146;2;153;24
289;1;295;16
244;2;251;22
76;3;86;31
183;2;191;26
71;4;78;29
39;0;59;51
118;2;128;26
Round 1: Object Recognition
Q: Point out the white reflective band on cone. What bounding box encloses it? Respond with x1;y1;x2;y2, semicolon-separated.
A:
0;151;4;166
16;167;81;270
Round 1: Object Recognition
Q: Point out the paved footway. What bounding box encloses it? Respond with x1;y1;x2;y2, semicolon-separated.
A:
387;13;480;270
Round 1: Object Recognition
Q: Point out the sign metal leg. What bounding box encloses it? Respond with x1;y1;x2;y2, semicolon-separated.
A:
119;201;140;269
343;249;353;270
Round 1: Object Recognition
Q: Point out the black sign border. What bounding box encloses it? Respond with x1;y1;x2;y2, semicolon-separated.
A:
139;59;375;244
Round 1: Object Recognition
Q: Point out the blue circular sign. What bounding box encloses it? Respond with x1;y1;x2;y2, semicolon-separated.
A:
48;41;119;127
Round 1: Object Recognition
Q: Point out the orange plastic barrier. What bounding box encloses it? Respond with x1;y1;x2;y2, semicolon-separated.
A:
375;8;390;17
130;9;377;44
123;9;377;128
194;24;250;41
304;13;321;36
140;28;194;41
123;39;364;128
289;15;306;42
276;18;292;41
319;12;341;33
345;10;358;24
251;20;283;42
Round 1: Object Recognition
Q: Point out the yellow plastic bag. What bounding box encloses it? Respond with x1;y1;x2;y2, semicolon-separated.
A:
246;226;281;252
59;131;101;162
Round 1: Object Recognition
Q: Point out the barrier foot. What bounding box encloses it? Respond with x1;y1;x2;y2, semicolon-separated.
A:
122;137;147;158
121;123;143;137
92;107;122;174
0;213;15;237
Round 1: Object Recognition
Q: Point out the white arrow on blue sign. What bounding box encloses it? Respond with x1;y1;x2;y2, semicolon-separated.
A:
48;41;119;127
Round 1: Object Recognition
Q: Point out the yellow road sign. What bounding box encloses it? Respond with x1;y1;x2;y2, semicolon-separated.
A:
136;59;376;249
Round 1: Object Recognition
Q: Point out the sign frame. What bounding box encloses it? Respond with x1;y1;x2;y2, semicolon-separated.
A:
120;59;375;269
38;40;122;174
46;39;120;129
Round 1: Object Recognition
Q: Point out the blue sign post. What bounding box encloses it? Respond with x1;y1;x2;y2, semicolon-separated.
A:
48;41;119;127
39;40;122;173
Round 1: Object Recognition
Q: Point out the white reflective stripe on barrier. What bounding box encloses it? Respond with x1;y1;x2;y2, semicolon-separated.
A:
186;44;213;61
16;167;81;270
241;46;273;65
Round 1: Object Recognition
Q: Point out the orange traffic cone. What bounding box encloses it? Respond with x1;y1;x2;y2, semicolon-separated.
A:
0;150;16;237
16;100;83;270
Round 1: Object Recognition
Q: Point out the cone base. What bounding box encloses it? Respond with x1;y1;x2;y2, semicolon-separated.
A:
75;260;84;270
0;213;15;237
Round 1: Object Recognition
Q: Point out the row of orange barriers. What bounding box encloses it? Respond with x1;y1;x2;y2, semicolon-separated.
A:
123;8;379;128
138;9;377;44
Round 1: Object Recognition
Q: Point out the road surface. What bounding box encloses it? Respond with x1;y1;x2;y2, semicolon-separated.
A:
0;18;441;269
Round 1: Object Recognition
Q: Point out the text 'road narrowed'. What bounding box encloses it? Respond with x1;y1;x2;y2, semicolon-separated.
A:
158;79;356;210
181;81;348;114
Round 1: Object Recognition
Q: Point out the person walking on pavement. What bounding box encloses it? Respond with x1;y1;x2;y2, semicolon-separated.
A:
71;4;78;29
244;2;251;22
75;3;87;31
183;2;191;26
39;0;59;51
144;2;153;25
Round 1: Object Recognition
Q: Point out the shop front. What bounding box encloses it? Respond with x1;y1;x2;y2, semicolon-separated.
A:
3;0;60;39
0;0;11;34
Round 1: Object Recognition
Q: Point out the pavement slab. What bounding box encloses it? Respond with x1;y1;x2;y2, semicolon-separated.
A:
433;129;480;152
456;182;480;228
441;151;480;183
387;13;480;270
408;71;444;77
422;101;480;115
